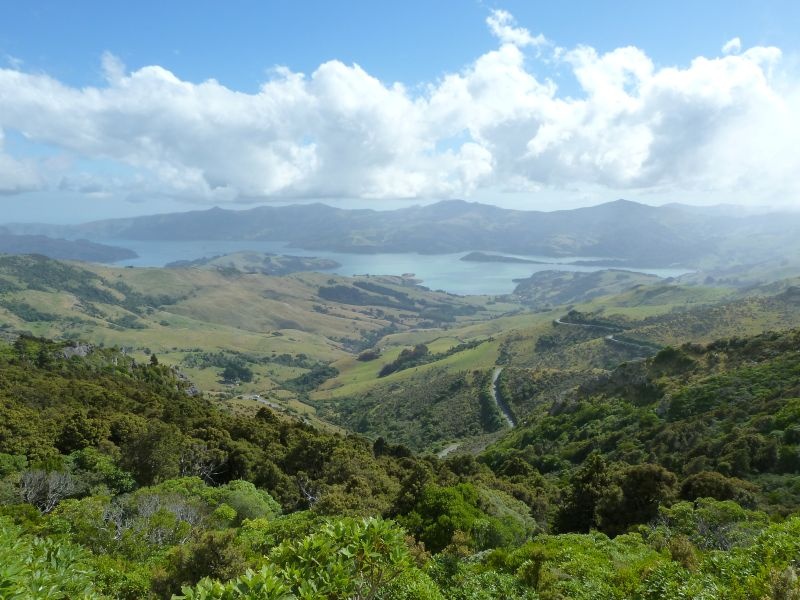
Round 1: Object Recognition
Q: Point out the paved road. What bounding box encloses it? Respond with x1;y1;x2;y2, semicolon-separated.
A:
436;443;461;458
553;317;655;353
553;317;617;332
492;367;516;428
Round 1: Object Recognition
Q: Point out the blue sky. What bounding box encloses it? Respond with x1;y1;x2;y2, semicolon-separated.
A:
1;1;799;222
4;1;798;89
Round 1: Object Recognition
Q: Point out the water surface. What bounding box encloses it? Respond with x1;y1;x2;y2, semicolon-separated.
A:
105;239;691;296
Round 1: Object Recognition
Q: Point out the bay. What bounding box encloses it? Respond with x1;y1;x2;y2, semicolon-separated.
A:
104;239;691;296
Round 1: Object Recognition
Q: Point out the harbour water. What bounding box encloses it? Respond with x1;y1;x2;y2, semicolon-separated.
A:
104;239;691;296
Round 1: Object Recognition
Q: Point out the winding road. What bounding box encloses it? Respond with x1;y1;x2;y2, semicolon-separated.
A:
553;317;656;354
436;443;461;458
492;367;517;428
438;318;654;459
435;367;516;459
553;317;617;332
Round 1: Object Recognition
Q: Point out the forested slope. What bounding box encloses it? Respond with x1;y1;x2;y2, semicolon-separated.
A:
2;330;800;597
486;329;800;518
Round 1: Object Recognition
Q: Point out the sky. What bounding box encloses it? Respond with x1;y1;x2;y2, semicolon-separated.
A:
1;0;799;223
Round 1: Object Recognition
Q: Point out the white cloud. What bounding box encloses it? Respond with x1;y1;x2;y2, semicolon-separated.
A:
0;11;797;207
722;37;742;55
0;131;41;194
101;51;126;84
0;152;41;194
4;55;23;69
486;9;547;48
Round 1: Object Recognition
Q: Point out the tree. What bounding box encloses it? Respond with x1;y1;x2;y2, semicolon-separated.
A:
179;443;227;484
19;469;78;513
217;480;281;524
221;363;253;383
555;453;620;533
602;464;677;534
122;422;185;485
36;345;52;368
176;517;415;600
679;471;756;505
269;517;413;600
56;412;110;454
399;483;490;553
154;529;247;598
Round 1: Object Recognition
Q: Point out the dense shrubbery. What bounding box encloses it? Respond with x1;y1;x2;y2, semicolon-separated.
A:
357;348;382;361
0;335;538;596
283;364;339;393
379;344;430;377
378;339;488;378
0;517;105;599
485;329;800;517
318;284;415;311
4;330;800;597
325;369;494;449
0;299;60;322
318;283;478;323
181;350;335;387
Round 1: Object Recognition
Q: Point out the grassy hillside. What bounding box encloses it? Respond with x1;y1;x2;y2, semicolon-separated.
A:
324;278;800;453
0;254;511;426
318;364;503;452
310;278;785;451
488;279;800;374
510;269;663;309
5;253;800;457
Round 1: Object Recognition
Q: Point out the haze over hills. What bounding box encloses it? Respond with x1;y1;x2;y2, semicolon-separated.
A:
0;230;137;262
7;199;800;277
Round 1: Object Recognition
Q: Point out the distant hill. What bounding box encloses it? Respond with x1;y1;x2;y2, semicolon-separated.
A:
511;269;662;308
0;231;136;262
9;199;800;272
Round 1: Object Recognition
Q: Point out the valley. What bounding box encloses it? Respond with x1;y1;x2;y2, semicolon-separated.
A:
3;4;800;596
3;246;800;598
4;247;800;454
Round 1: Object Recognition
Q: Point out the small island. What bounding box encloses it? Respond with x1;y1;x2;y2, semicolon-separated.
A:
166;251;340;275
568;258;631;268
460;251;548;265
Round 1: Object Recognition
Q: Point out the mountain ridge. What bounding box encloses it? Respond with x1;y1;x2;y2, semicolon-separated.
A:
5;198;800;272
0;232;137;262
